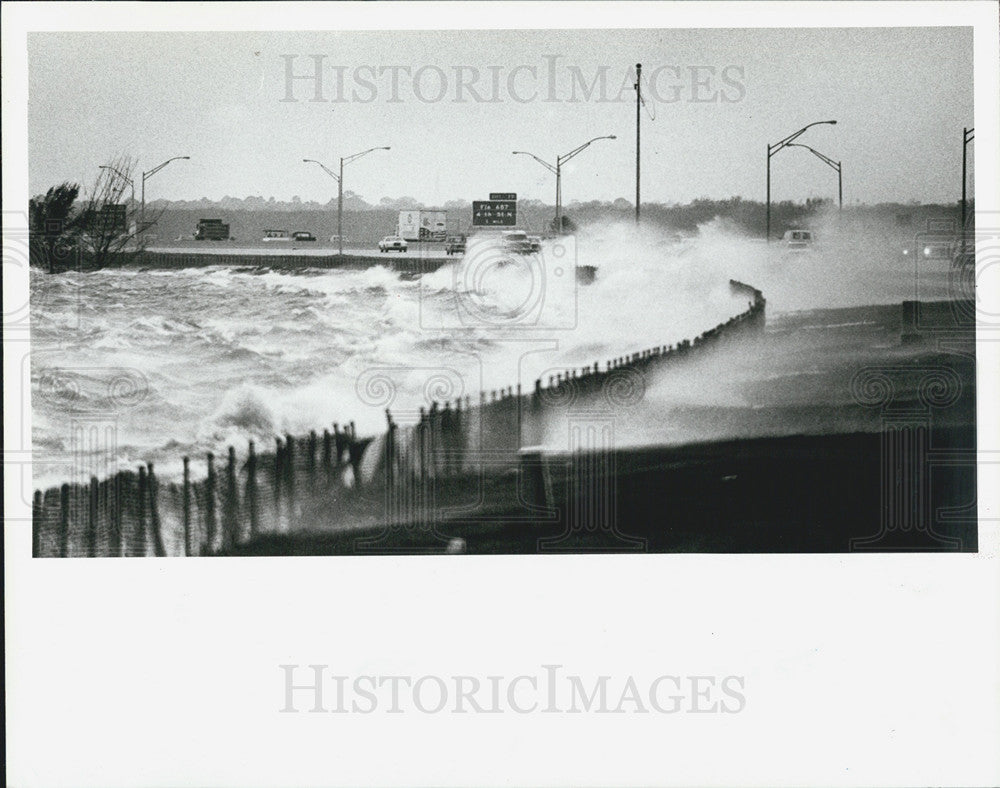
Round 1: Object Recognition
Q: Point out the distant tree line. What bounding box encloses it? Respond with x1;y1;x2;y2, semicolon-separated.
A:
33;169;965;268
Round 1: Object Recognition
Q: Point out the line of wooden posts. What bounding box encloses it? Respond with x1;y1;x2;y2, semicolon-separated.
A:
32;281;765;557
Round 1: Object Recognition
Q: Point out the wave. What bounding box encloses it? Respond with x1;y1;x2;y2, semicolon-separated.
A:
30;227;771;482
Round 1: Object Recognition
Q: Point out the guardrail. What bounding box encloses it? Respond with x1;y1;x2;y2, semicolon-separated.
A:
32;280;765;557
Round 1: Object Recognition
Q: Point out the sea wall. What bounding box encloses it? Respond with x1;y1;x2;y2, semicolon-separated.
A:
128;250;448;274
31;280;766;557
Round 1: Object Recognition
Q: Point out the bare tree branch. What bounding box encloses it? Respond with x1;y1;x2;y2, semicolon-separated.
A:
80;153;151;268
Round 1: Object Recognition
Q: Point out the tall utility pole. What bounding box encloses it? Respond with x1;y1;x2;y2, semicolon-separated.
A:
635;63;642;225
338;158;344;253
962;127;975;239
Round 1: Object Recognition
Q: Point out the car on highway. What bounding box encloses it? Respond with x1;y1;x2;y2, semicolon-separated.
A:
902;239;953;261
292;231;316;242
262;229;290;242
501;230;533;254
445;235;467;255
527;235;542;253
781;229;813;251
379;235;408;253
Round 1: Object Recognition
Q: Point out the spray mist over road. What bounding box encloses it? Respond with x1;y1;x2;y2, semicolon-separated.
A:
29;212;958;484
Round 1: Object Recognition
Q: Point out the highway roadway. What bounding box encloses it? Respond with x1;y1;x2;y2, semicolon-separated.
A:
147;241;450;259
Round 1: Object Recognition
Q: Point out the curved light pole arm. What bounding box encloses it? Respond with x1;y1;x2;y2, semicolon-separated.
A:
786;143;840;172
512;151;557;174
342;146;390;167
99;165;135;208
303;158;340;182
557;134;616;166
99;164;132;183
769;120;837;157
142;156;190;181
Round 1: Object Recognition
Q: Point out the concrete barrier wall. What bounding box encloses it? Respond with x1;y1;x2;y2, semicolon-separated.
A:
124;250;450;274
32;280;767;556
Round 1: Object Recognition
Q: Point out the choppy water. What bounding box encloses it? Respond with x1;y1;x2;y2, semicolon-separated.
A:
29;218;959;486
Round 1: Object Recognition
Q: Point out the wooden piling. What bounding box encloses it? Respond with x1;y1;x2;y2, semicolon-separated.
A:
87;476;99;557
224;446;239;550
333;423;343;464
322;429;332;479
110;473;123;558
274;436;283;505
385;418;396;491
182;457;192;557
348;435;365;490
285;433;295;503
247;441;260;538
205;453;217;554
308;430;317;488
99;479;109;555
59;483;70;557
33;490;43;557
148;463;166;557
137;465;148;557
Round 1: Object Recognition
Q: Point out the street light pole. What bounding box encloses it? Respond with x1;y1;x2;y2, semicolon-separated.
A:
766;145;771;241
635;62;641;225
305;147;390;256
785;143;843;211
140;156;190;234
513;134;616;235
513;151;557;230
339;157;345;255
555;159;562;234
766;120;837;241
962;127;974;238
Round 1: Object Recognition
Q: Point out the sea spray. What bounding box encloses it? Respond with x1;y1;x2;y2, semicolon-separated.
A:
29;216;937;485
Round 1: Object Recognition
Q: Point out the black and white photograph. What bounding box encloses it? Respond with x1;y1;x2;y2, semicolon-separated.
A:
21;25;982;556
4;2;999;786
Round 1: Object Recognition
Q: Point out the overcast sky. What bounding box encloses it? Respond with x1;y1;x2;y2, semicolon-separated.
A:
28;27;972;206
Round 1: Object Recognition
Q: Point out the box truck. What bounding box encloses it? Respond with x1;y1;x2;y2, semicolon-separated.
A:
397;210;447;242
